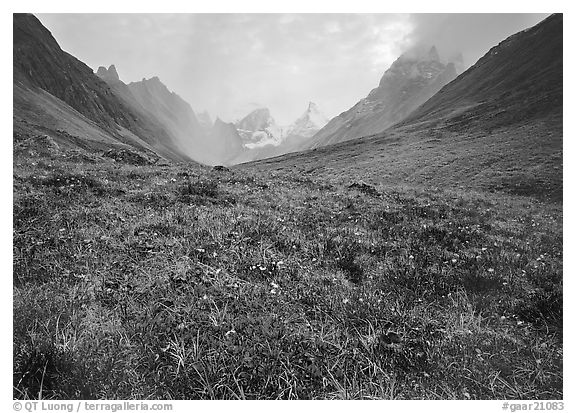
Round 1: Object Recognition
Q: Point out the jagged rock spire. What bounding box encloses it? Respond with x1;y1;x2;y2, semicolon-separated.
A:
428;46;440;62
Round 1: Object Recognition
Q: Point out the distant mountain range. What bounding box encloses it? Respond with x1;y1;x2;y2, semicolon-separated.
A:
230;102;329;163
13;12;562;190
245;14;562;201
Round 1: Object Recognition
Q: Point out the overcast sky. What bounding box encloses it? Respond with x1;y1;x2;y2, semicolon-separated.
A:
36;13;549;125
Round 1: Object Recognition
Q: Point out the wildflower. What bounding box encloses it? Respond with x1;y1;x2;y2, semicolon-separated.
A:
488;268;495;273
451;258;457;264
343;298;350;304
409;255;414;260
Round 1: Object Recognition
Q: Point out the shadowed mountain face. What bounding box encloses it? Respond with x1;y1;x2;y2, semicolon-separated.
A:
242;15;562;202
13;14;192;162
302;46;458;150
96;66;245;166
399;15;562;132
209;118;246;165
126;77;213;162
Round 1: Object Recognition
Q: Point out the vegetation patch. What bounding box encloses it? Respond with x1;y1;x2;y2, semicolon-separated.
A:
13;156;563;399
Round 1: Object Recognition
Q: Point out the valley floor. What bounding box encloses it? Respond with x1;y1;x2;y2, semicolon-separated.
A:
13;154;562;399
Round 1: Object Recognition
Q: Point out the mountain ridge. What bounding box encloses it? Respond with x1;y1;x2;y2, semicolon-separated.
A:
241;16;562;202
13;13;192;162
301;46;459;150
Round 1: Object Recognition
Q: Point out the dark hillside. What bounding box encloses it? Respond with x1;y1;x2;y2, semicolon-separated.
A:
13;14;191;162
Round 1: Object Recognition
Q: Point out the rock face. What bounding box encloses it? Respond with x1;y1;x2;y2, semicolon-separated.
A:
302;46;459;150
13;13;192;162
235;108;283;148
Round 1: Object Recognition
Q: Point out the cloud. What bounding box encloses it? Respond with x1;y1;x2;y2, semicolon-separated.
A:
404;14;550;67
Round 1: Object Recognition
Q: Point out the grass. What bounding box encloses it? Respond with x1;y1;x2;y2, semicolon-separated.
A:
13;152;562;399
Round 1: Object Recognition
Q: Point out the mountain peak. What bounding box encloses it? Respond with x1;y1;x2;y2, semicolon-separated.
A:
428;46;440;62
141;76;162;84
96;64;120;82
286;102;328;139
307;101;317;111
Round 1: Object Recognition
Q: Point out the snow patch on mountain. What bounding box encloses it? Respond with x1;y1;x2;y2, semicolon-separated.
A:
235;108;284;148
285;102;328;139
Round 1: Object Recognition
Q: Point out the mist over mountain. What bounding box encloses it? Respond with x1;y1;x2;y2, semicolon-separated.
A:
126;76;212;162
208;118;246;165
302;46;458;150
248;14;562;201
197;110;214;134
